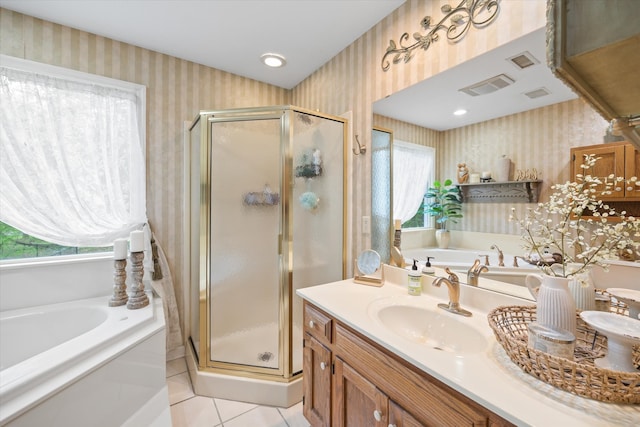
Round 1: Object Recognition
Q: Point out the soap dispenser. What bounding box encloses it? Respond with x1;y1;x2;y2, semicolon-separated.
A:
422;257;435;274
408;259;422;296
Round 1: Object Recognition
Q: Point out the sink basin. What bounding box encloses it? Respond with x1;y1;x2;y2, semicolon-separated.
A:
367;297;487;354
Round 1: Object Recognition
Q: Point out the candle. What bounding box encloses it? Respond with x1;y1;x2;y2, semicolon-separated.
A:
481;171;491;179
469;173;480;183
113;238;128;260
394;219;402;230
130;230;144;253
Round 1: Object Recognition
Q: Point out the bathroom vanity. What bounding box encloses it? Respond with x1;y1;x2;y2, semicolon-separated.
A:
297;270;639;426
303;301;512;426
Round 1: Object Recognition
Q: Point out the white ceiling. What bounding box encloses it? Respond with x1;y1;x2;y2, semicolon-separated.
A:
373;28;578;131
0;0;405;89
1;0;577;130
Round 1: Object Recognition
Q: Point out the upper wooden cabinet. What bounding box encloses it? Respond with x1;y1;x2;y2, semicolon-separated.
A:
570;141;640;201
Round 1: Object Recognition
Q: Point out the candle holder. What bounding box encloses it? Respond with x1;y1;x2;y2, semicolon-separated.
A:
108;259;128;307
394;228;401;249
127;251;149;309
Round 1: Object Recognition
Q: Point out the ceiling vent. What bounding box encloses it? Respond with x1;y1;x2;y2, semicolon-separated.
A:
507;51;539;69
524;87;551;99
459;74;515;96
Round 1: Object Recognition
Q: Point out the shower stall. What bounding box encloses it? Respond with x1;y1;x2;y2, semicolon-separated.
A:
187;106;346;406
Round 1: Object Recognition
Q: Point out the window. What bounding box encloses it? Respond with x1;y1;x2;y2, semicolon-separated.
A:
401;194;430;228
0;55;146;261
392;141;435;229
0;221;109;259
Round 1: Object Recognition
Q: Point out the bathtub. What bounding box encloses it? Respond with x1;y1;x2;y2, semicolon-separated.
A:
402;247;538;286
0;294;170;426
402;248;640;290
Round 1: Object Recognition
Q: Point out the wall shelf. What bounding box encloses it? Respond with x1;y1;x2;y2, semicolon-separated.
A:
457;180;542;203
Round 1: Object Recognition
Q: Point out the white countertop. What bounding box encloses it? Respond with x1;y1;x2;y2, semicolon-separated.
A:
297;269;639;427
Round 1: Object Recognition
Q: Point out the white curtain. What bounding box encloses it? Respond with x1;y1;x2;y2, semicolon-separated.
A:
393;141;434;224
0;64;147;247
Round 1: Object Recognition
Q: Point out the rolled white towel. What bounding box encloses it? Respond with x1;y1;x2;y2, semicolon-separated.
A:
526;252;541;262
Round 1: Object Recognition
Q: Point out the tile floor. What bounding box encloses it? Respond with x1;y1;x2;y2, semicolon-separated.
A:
167;358;310;427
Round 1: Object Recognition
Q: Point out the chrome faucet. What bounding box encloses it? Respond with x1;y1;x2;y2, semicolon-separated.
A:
490;244;504;267
466;259;489;286
432;267;472;317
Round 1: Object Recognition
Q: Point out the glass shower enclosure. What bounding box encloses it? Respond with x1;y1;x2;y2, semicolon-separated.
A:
188;106;346;385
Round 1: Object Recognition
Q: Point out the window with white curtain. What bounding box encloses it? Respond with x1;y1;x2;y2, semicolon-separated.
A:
0;55;146;260
393;141;435;229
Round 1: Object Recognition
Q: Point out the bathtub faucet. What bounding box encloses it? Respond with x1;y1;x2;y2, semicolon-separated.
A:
432;267;472;317
466;259;489;286
490;244;504;267
513;255;528;267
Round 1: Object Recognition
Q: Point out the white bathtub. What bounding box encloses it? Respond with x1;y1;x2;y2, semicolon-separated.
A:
0;294;170;426
402;248;639;290
402;247;538;286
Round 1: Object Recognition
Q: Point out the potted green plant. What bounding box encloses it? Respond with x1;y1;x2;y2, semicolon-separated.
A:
425;179;463;248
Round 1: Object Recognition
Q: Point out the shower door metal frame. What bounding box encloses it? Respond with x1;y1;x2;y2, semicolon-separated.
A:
193;105;347;382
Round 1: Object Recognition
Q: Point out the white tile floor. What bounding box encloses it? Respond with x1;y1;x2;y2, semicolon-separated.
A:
167;358;310;427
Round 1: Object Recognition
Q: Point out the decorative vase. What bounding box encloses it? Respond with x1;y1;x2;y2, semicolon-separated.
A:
567;271;596;311
495;155;511;182
525;274;577;336
435;229;450;249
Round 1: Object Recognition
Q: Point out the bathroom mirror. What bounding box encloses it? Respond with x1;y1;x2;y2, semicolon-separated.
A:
354;249;383;286
371;28;576;301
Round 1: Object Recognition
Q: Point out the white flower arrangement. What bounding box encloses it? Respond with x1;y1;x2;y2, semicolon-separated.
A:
510;154;640;278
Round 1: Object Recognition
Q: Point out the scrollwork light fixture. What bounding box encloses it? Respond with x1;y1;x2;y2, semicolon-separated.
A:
381;0;501;71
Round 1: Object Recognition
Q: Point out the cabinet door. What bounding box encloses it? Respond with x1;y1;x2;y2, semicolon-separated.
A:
624;144;640;198
389;401;423;427
571;144;626;199
333;357;388;427
303;334;332;427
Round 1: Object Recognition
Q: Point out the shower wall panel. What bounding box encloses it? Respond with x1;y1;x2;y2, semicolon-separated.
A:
209;118;281;370
291;112;345;374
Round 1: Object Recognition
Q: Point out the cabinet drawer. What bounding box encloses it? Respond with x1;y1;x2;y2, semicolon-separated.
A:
304;303;332;345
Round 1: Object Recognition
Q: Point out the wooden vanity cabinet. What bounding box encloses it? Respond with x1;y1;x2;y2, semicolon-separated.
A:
333;357;388;427
303;304;333;427
389;401;425;427
302;301;515;427
303;334;331;427
570;141;640;200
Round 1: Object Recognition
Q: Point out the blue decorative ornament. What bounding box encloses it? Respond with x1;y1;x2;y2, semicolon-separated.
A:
299;191;319;210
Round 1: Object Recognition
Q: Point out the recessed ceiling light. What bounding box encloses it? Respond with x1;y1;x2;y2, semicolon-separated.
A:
260;53;286;68
453;109;467;116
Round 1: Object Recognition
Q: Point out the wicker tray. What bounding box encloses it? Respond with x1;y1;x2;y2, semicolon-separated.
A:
488;293;640;404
